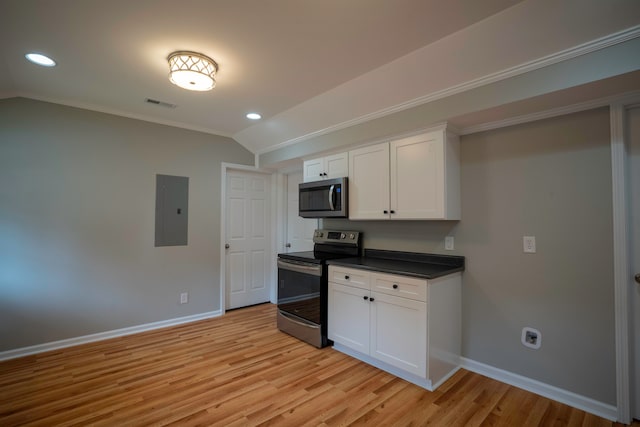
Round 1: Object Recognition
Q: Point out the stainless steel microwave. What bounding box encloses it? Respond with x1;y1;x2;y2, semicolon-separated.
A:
299;177;348;218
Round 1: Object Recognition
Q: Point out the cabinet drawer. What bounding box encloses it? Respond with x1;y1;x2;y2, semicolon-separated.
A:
370;272;427;301
329;266;369;290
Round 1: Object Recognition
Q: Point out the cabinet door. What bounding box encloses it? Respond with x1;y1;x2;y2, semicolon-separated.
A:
348;143;390;219
390;132;444;219
303;157;325;182
370;292;427;377
325;152;349;179
328;283;370;354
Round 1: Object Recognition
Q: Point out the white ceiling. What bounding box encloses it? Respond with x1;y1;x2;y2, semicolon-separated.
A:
1;0;639;155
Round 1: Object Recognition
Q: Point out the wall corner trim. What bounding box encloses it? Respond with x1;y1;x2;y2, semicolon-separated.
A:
460;357;618;422
610;101;633;424
0;310;222;362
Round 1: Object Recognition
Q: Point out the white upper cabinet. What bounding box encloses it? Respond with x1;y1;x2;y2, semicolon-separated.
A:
349;126;460;220
302;152;348;182
347;143;390;219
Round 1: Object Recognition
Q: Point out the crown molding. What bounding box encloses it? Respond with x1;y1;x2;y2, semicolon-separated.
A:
459;90;640;135
256;25;640;156
14;92;234;138
0;91;18;100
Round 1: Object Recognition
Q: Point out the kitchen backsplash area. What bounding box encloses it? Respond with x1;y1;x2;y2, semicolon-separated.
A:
322;219;457;254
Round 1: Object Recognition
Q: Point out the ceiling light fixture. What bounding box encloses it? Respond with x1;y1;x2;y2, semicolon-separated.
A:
25;52;56;67
246;113;262;120
168;51;217;91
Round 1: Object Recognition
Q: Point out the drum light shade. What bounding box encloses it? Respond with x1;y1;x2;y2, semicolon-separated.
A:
168;51;217;91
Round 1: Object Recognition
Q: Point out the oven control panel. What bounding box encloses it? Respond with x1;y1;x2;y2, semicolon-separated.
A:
313;229;360;245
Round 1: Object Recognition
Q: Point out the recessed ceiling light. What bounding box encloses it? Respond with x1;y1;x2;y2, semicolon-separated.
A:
246;113;262;120
25;53;56;67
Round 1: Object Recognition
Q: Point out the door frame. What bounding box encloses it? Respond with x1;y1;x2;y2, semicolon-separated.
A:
273;169;316;263
220;163;275;314
283;170;318;254
610;94;640;424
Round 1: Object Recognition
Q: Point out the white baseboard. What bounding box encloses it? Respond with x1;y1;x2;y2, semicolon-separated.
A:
0;310;222;362
0;319;619;422
460;357;618;422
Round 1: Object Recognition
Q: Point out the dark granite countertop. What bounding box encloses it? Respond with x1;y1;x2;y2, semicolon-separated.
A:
326;249;464;280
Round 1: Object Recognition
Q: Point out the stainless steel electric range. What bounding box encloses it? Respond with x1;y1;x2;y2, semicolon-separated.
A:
277;229;361;348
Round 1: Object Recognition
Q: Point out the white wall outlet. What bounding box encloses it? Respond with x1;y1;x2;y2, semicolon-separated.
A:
180;292;188;304
444;236;455;251
523;236;536;253
521;327;541;349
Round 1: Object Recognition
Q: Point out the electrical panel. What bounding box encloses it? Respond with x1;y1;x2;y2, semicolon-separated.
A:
155;174;189;246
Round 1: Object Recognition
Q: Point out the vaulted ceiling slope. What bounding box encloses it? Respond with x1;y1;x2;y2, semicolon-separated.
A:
1;0;639;155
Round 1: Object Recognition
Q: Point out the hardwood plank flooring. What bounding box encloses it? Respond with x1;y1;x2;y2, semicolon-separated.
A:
0;303;636;426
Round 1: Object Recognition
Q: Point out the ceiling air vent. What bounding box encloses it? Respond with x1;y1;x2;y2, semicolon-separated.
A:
145;98;177;109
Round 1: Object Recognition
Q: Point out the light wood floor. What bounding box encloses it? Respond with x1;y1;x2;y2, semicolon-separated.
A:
0;303;636;426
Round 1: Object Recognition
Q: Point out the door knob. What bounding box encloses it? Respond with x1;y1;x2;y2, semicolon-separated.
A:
225;244;230;249
635;273;640;284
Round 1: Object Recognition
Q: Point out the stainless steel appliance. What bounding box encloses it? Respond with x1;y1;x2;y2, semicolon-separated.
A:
298;177;348;218
277;229;361;347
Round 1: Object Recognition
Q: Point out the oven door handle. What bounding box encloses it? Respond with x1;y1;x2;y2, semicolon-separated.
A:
278;310;320;329
277;259;322;276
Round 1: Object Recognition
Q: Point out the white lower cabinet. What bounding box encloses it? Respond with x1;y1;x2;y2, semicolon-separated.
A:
370;291;427;377
327;282;370;354
328;265;461;391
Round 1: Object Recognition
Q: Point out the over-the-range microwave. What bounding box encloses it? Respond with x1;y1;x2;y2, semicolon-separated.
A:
299;177;348;218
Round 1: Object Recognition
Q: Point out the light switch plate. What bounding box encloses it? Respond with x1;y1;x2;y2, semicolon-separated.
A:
445;236;454;251
523;236;536;253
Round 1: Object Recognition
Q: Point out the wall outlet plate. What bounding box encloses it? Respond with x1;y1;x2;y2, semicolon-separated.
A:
445;236;455;251
180;292;188;304
521;326;541;349
523;236;536;253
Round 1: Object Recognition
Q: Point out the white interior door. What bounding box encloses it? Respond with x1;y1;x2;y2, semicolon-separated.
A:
225;170;271;309
285;171;316;253
629;106;640;420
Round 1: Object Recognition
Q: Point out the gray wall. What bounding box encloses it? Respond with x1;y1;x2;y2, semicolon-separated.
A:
0;98;254;351
325;107;615;404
